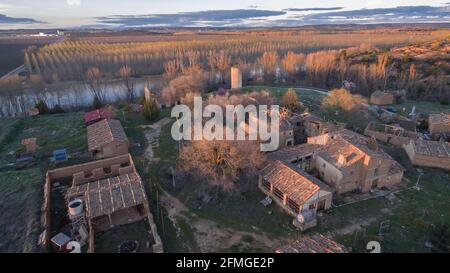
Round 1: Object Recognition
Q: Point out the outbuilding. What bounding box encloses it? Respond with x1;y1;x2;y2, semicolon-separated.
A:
87;119;129;159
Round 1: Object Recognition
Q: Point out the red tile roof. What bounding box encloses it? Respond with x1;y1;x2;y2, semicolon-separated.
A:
84;107;113;124
261;160;320;206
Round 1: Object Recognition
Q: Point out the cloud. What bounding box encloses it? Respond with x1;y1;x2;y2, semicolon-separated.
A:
67;0;82;6
0;14;43;24
97;9;286;27
301;5;450;24
95;5;450;28
284;7;344;12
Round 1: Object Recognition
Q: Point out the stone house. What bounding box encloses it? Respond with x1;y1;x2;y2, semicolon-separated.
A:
403;139;450;171
269;129;405;194
364;122;419;147
87;119;129;159
258;160;333;217
308;130;404;194
42;154;162;253
428;113;450;135
370;91;395;105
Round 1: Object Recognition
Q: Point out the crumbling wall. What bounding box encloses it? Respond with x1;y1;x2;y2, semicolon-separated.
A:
39;174;52;250
364;127;414;147
403;141;450;170
429;122;450;135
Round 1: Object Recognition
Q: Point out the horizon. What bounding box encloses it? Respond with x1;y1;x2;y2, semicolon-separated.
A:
0;0;449;29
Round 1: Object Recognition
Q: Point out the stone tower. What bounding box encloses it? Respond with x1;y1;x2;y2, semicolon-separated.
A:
231;67;242;90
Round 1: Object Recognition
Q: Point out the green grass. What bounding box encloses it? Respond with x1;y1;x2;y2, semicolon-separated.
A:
0;118;22;145
242;85;326;105
380;100;450;117
189;190;295;238
176;217;201;252
94;221;154;253
0;113;87;164
0;168;43;253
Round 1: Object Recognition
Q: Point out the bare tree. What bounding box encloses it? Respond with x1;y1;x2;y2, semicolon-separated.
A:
117;65;135;102
85;67;106;103
258;51;279;78
178;139;266;190
163;59;181;79
28;74;48;104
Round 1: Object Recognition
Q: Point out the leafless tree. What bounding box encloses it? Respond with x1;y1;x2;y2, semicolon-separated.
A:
178;139;266;190
85;67;106;103
117;65;135;102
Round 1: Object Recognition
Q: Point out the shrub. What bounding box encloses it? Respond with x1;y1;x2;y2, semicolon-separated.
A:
51;104;65;113
35;100;50;114
92;96;102;109
439;97;449;105
142;99;159;121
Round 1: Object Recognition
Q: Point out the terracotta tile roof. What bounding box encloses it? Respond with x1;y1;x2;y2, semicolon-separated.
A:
67;172;147;219
261;161;320;205
411;140;450;158
276;234;347;253
84;106;113;124
87;119;128;151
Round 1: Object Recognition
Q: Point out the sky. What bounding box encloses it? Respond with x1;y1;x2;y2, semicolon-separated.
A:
0;0;448;29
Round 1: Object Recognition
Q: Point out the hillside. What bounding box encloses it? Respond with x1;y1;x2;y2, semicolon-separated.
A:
346;38;450;101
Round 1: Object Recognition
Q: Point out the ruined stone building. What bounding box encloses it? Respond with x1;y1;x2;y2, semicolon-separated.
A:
259;160;333;217
403;139;450;171
42;154;163;253
370;90;405;105
364;122;419;147
428;113;450;135
300;113;342;138
370;90;395;105
308;130;404;194
87;119;129;159
268;130;404;194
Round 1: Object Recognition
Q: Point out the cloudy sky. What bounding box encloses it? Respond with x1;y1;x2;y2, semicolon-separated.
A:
0;0;448;29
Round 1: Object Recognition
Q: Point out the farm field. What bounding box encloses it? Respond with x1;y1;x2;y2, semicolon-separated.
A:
0;36;60;77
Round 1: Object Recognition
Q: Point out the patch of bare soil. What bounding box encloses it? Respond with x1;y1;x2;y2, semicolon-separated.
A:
334;217;377;236
159;188;282;252
140;117;171;164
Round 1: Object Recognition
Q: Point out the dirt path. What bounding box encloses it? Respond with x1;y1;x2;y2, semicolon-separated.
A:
141;117;284;252
140;117;171;164
159;188;282;252
334;217;377;235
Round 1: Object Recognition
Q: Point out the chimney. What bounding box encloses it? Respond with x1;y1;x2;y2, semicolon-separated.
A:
367;137;379;151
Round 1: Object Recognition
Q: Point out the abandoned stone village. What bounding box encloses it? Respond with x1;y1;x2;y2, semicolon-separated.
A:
3;66;450;254
39;111;163;253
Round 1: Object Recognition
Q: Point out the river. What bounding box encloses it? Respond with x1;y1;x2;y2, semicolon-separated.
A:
0;75;165;117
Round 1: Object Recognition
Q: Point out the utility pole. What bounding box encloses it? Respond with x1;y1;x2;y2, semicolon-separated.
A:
415;169;424;190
